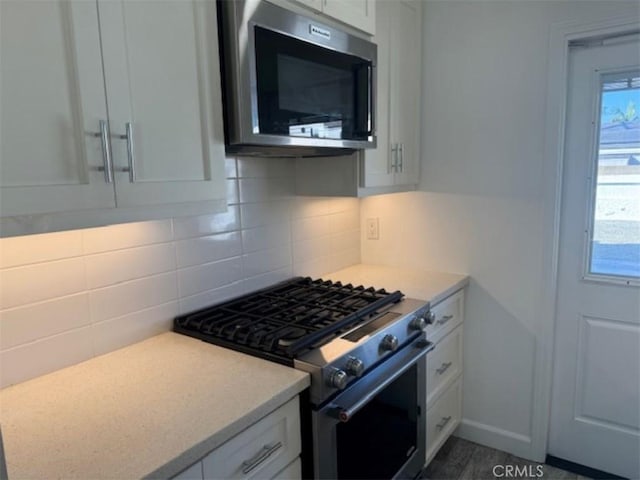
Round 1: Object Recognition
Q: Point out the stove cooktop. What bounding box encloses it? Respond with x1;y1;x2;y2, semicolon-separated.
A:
173;277;403;365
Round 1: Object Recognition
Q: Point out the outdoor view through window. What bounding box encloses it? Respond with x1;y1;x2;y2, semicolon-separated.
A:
590;74;640;279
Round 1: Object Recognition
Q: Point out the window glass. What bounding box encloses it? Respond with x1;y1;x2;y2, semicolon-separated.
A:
589;73;640;279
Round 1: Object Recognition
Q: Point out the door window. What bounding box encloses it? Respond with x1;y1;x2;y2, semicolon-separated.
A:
587;72;640;282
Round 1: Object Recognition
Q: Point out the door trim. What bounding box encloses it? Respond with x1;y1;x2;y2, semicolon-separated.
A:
535;15;640;462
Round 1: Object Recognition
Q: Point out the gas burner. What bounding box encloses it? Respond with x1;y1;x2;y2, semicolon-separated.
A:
174;277;403;364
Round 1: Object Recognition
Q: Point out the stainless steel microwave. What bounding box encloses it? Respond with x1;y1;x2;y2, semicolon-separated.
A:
217;0;377;157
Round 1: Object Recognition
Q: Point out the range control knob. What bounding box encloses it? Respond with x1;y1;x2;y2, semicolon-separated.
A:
327;369;348;390
345;357;365;377
409;316;427;331
425;311;436;325
380;334;399;352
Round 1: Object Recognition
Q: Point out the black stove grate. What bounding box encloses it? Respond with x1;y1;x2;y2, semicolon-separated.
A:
173;277;403;364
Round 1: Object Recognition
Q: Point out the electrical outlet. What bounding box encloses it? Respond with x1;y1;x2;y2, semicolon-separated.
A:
366;218;379;240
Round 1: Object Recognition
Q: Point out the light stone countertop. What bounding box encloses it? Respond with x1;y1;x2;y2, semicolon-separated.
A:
324;264;469;305
0;332;309;480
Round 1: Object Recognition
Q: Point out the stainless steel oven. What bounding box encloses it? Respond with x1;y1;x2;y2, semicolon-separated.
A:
309;334;431;479
217;0;377;156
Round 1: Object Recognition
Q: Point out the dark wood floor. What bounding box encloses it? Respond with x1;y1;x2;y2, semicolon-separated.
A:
421;437;591;480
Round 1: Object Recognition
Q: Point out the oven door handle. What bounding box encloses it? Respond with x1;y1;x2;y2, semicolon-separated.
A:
330;338;435;423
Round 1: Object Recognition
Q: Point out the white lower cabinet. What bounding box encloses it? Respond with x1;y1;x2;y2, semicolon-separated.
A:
425;289;465;467
426;377;463;465
173;396;301;480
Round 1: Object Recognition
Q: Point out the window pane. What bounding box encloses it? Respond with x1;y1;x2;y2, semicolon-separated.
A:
590;74;640;279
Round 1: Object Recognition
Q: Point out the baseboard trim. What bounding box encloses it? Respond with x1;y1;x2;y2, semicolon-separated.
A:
455;418;533;460
545;455;627;480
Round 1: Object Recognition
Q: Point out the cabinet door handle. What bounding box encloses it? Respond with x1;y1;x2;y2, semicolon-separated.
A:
89;120;113;183
436;314;453;326
114;122;136;182
436;415;452;431
389;143;398;173
241;442;283;474
436;362;453;375
398;143;404;172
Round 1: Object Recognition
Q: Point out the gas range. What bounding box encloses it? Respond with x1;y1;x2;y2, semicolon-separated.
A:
174;277;434;479
174;277;432;405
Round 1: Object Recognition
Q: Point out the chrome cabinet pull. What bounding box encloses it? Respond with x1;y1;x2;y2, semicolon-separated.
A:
436;415;452;431
389;143;398;173
88;120;113;183
241;442;282;474
436;314;453;326
436;361;452;375
113;122;136;182
398;143;404;172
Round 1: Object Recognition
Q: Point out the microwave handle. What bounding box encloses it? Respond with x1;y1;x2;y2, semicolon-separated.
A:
329;338;434;423
368;62;375;137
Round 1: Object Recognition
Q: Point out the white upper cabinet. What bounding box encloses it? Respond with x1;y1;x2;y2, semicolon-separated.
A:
283;0;375;34
98;0;226;209
0;1;115;216
0;0;226;235
363;0;421;189
322;0;375;35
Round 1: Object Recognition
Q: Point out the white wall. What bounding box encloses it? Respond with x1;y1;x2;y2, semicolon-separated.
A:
0;157;360;388
361;0;639;461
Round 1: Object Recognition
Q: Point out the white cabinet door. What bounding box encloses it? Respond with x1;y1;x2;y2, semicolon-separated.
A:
0;1;115;217
287;0;322;12
391;0;421;186
362;0;393;188
322;0;375;35
98;0;226;209
362;0;420;189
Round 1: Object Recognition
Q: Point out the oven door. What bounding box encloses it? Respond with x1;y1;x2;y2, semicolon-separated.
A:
312;336;433;479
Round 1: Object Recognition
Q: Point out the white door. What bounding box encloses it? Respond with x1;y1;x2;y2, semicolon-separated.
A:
0;0;115;217
549;36;640;479
97;0;226;209
322;0;375;35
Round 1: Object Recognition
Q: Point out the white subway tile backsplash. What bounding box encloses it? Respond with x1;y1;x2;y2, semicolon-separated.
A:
177;257;243;298
86;243;176;289
240;201;292;229
89;272;178;323
82;220;173;254
175;232;242;268
0;294;90;350
242;246;291;278
172;206;240;240
241;223;291;253
329;209;360;233
178;281;244;314
291;197;329;219
242;266;293;293
0;258;86;310
237;157;292;178
92;302;178;356
0;156;361;387
292;215;331;242
0;230;83;269
292;235;333;266
238;177;293;204
0;326;94;388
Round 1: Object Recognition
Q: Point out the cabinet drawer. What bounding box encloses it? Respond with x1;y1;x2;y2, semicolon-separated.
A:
273;458;301;480
426;325;463;406
203;396;300;480
426;290;464;343
425;377;462;466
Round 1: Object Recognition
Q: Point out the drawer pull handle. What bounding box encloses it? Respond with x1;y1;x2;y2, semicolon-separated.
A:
436;314;454;326
436;416;452;431
436;362;453;375
241;441;283;474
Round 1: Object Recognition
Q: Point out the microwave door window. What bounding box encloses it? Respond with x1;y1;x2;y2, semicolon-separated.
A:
254;26;371;141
